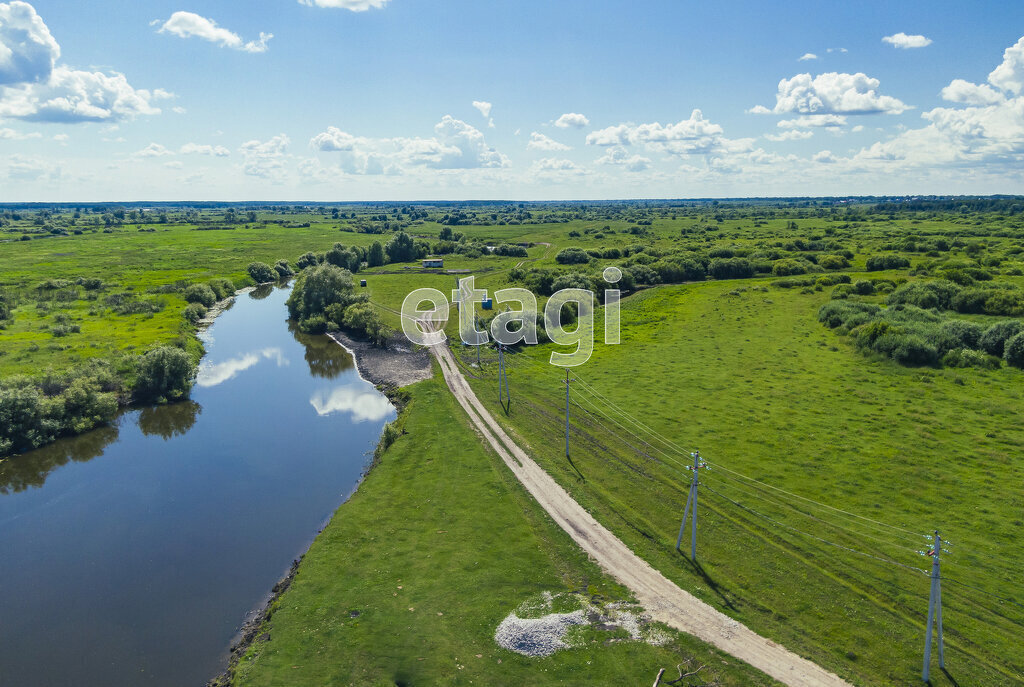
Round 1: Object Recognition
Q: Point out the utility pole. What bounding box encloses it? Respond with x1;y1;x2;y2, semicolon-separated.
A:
497;344;510;409
676;451;706;561
564;370;571;458
922;530;947;682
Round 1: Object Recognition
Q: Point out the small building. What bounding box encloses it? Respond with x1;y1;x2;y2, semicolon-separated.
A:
423;258;444;269
360;279;367;287
482;298;493;310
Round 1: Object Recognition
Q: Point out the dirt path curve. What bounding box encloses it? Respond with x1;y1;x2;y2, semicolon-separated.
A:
427;337;851;687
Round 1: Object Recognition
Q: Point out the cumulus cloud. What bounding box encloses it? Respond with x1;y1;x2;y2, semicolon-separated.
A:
472;100;492;118
798;53;818;61
777;114;848;129
6;153;59;180
135;142;173;158
309;116;508;174
988;36;1024;95
527;131;570;151
941;79;1005;106
761;72;910;115
298;0;389;11
882;33;932;49
765;129;814;141
180;142;230;156
157;12;272;53
240;134;291;182
0;3;164;123
586;109;752;157
812;150;837;163
309;386;394;422
595;145;651;171
554;112;589;128
0;1;59;85
0;127;40;139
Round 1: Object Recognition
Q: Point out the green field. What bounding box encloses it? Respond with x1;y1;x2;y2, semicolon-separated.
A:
2;199;1023;685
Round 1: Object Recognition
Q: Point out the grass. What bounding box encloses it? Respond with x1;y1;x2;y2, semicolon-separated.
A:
452;278;1024;686
230;372;777;687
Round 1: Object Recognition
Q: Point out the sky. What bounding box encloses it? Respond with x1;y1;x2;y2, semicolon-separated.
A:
1;0;1023;201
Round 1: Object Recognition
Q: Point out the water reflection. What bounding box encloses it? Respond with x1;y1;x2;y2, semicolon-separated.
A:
0;424;119;495
137;401;202;440
249;283;274;300
309;386;394;422
288;321;355;380
196;347;288;387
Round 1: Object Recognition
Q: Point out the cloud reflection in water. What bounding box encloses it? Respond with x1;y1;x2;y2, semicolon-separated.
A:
309;386;394;423
196;348;288;387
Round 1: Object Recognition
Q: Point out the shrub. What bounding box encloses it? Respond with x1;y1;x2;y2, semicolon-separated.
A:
286;263;364;321
183;303;207;324
341;302;391;346
184;283;216;308
887;280;960;310
817;301;880;328
134;346;195;403
273;260;294;277
979;320;1023;357
1005;332;1024;368
708;257;754;280
942;348;1000;370
853;280;875;295
247;262;277;284
866;254;911;271
936;319;984;351
890;334;939;366
555;247;591;265
296;251;321;270
984;290;1024;316
772;259;807;277
493;244;528;257
207;278;235;300
299;315;328;334
952;287;990;314
819;254;850;270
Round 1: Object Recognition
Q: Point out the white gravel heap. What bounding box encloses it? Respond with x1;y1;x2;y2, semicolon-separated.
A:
494;609;587;657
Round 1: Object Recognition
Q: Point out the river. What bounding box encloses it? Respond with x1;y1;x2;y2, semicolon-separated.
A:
0;283;396;686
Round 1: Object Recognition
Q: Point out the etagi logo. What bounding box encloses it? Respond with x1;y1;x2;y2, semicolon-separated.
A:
400;268;623;367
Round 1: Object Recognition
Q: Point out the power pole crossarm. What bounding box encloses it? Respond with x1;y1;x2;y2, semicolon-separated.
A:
676;451;706;561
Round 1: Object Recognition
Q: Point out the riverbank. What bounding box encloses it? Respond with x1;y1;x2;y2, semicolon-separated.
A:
220;368;773;686
327;329;432;390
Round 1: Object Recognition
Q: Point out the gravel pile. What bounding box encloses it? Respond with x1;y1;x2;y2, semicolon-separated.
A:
494;609;587;657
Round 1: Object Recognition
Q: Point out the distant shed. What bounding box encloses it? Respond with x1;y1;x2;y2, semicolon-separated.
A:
423;258;444;268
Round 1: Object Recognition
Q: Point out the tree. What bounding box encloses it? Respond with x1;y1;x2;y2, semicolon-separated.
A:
247;262;277;284
286;263;363;322
555;247;590;265
367;241;385;267
1004;331;1024;368
134;346;196;403
385;231;416;263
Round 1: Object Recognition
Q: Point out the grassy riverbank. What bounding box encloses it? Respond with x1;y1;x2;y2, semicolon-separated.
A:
228;372;778;686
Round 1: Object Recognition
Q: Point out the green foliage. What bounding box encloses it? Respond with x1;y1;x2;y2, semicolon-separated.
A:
247;262;277;284
286;263;361;322
771;258;807;276
298;315;328;335
555;247;590;264
183;303;207;324
1005;331;1024;368
493;243;529;257
708;257;754;280
818;254;850;270
942;348;1000;370
340;302;391;346
273;260;294;277
134;346;195;403
979;320;1024;357
866;254;911;271
385;231;416;263
296;251;321;270
887;280;959;310
208;278;235;300
184;283;217;308
366;241;385;267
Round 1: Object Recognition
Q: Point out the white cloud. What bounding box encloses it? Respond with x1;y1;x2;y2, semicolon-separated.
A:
882;33;932;49
851;125;864;133
309;386;393;422
554;112;590;128
240;134;291;182
164;160;183;169
0;1;59;85
586;109;751;157
941;78;1005;106
298;0;389;11
172;106;187;114
527;131;570;151
5;153;59;181
778;114;848;128
0;5;164;124
0;127;40;139
595;145;651;171
747;105;773;115
765;129;814;141
988;36;1024;95
310;126;358;151
798;53;818;61
157;12;272;53
826;47;848;54
812;150;837;163
135;143;173;158
198;348;287;387
472;100;492;118
764;72;910;115
180;142;230;156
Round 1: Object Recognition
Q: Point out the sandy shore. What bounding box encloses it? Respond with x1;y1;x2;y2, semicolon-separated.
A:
328;330;433;390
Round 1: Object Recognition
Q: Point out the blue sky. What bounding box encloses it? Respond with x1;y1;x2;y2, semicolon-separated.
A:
1;0;1023;201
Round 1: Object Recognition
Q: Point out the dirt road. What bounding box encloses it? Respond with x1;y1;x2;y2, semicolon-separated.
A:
429;341;852;687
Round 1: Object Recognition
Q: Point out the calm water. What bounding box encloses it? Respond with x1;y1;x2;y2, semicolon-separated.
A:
0;284;395;686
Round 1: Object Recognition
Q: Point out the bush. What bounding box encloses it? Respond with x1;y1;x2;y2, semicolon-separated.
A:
984;290;1024;316
341;302;391;346
952;287;990;314
979;320;1023;357
1005;331;1024;368
889;334;939;366
247;262;277;284
708;257;754;280
555;247;591;265
819;254;850;270
184;283;217;308
887;280;960;310
866;254;911;271
935;319;984;351
296;251;321;270
134;346;196;403
771;259;807;277
385;232;416;263
817;301;880;328
299;315;328;334
0;384;55;455
273;260;294;277
183;303;207;324
493;244;528;257
286;263;364;321
853;280;875;295
942;348;1000;370
208;278;235;300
